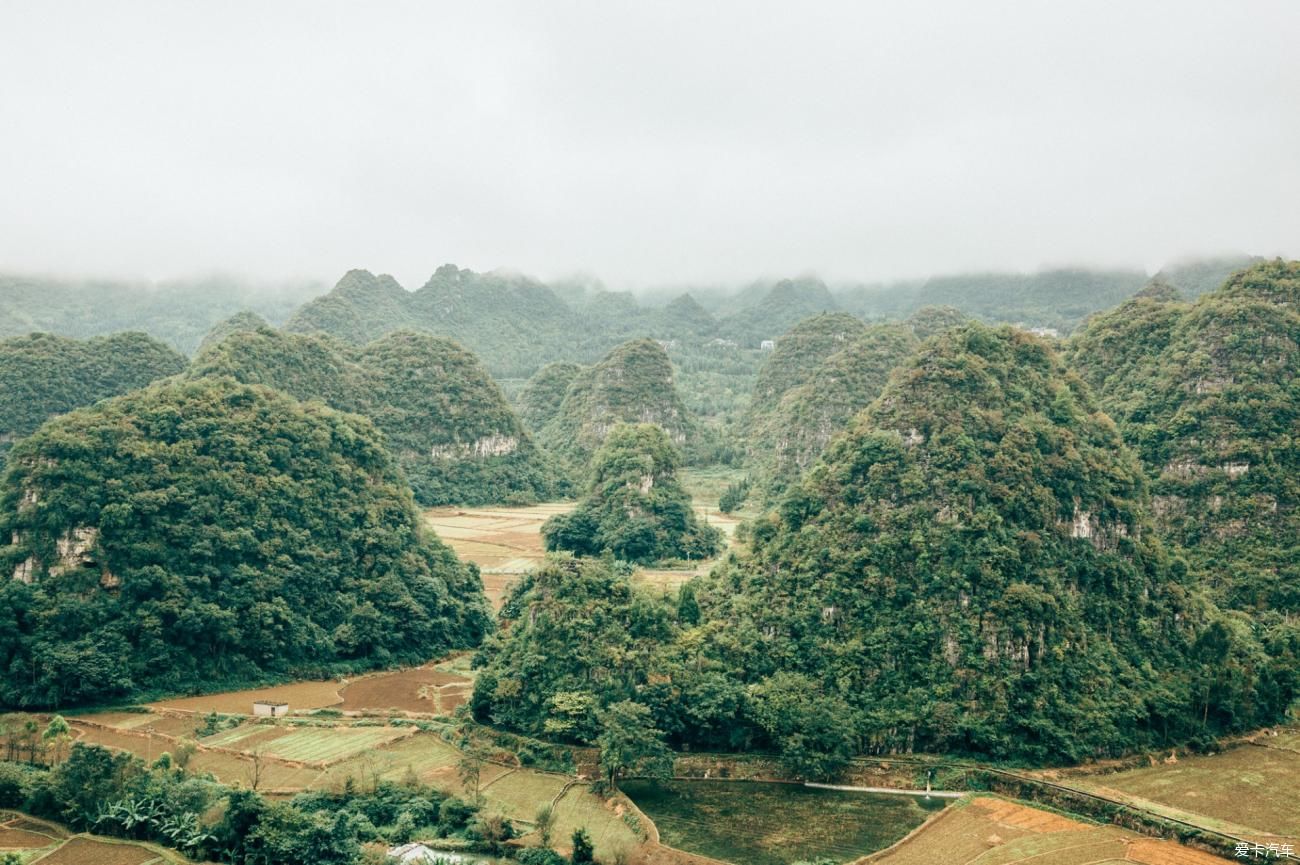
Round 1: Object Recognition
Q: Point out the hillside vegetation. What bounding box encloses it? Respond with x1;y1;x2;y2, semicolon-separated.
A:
1069;259;1300;612
0;272;321;353
747;322;919;502
285;265;588;378
538;338;698;473
476;323;1299;767
0;378;491;707
190;327;558;506
0;331;186;466
541;424;722;564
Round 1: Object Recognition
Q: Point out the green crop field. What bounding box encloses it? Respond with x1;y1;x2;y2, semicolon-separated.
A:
622;779;946;865
255;726;410;764
549;784;642;862
480;770;569;821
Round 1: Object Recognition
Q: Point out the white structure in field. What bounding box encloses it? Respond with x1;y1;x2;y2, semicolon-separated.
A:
387;844;484;864
252;700;289;717
760;339;776;350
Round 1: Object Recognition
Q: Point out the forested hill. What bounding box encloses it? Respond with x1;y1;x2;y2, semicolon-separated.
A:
744;313;870;420
1068;258;1300;612
0;332;187;466
190;327;558;506
746;322;919;502
474;322;1298;767
718;277;840;344
284;266;588;378
538;338;698;472
838;267;1147;334
0;272;321;354
692;323;1296;762
194;309;272;355
0;378;490;707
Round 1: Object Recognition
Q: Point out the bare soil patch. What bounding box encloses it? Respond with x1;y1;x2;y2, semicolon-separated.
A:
148;679;344;714
32;837;159;865
339;665;471;714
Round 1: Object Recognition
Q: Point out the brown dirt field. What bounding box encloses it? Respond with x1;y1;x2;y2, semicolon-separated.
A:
1124;839;1233;865
148;679;343;714
0;825;56;848
338;666;472;714
32;837;159;865
969;797;1089;833
4;816;66;838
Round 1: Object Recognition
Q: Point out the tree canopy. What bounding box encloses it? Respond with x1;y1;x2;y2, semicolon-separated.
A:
0;331;186;467
541;424;721;564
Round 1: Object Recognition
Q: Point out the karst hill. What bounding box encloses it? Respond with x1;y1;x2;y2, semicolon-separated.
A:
190;326;556;506
284;266;583;378
1069;258;1300;611
0;377;491;707
0;331;187;467
695;322;1293;761
538;338;698;473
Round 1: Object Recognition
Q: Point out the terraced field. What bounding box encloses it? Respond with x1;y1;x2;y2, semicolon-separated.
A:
424;484;741;608
0;814;193;865
1064;739;1300;846
863;796;1228;865
623;779;946;865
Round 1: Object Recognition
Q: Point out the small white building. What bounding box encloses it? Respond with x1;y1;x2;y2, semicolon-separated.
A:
760;339;776;351
252;700;289;718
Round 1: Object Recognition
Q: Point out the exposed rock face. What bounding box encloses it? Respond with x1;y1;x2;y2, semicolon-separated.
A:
430;435;519;460
49;526;98;577
12;556;34;583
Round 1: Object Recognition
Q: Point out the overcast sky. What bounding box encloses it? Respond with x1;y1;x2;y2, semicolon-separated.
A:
2;2;1298;290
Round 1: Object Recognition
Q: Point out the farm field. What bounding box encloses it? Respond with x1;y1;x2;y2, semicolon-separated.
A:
621;779;946;865
0;813;193;865
142;659;474;719
425;474;743;609
63;708;639;860
337;663;472;715
1063;739;1300;845
864;796;1229;865
147;679;345;714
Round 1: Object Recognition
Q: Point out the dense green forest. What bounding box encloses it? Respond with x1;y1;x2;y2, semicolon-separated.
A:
541;424;722;564
0;378;490;707
0;332;187;466
190;326;559;506
477;323;1299;767
1068;259;1300;613
0;272;321;354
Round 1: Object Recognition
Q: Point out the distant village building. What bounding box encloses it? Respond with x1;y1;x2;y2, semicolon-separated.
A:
252;700;289;718
760;339;777;351
1025;326;1060;339
655;338;678;350
710;337;738;348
